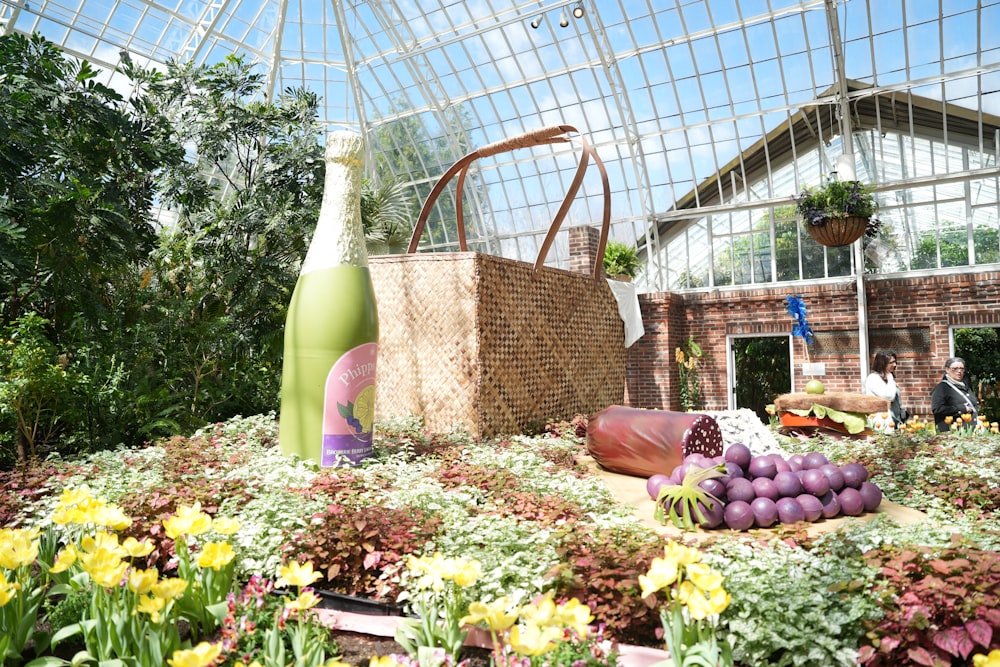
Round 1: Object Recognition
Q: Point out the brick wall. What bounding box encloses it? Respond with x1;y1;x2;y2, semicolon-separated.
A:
624;269;1000;420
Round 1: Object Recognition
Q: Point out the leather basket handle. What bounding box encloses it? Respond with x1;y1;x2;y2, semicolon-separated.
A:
407;125;611;280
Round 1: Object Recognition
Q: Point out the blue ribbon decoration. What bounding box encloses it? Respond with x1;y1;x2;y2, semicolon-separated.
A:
785;295;814;345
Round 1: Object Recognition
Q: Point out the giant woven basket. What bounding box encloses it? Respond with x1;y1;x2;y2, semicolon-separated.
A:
369;253;625;438
370;125;626;438
805;215;868;247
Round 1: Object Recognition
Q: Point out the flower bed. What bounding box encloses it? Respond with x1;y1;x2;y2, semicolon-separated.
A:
2;413;1000;666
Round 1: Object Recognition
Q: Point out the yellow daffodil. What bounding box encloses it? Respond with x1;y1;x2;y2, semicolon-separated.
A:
0;527;40;569
0;571;21;607
277;560;322;588
137;594;166;622
974;650;1000;667
197;541;235;570
121;536;154;558
48;545;79;574
285;590;321;611
153;577;189;601
509;621;561;656
163;502;213;539
128;567;159;594
460;597;518;631
686;562;725;592
167;641;222;667
212;516;241;535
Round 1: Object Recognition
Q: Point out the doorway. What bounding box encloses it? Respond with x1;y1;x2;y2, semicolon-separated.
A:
729;335;792;423
952;326;1000;421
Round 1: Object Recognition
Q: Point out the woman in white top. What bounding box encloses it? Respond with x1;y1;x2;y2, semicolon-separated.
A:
864;350;904;428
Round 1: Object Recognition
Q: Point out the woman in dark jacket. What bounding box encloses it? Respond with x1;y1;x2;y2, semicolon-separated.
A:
930;357;979;432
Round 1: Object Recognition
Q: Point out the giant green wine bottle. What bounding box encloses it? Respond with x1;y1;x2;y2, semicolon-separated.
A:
279;131;378;466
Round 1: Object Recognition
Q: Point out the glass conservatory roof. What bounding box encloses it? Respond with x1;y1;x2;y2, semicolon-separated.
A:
3;0;1000;291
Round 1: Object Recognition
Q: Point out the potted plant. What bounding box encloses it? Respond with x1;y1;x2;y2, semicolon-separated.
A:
603;239;641;280
794;177;881;247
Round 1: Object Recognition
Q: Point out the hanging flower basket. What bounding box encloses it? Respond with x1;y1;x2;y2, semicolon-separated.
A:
805;215;869;247
794;177;881;247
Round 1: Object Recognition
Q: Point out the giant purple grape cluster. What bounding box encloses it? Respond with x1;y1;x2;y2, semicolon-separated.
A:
646;442;883;531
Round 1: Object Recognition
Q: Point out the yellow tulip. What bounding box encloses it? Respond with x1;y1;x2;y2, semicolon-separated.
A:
370;657;407;667
962;413;973;422
128;567;159;595
86;559;129;589
137;594;166;622
686;562;725;592
0;571;21;607
460;597;518;631
93;504;132;531
81;531;124;556
663;540;703;567
212;516;242;535
452;559;482;587
167;641;222;667
121;536;155;558
707;586;731;615
554;597;593;636
49;545;79;574
0;527;40;569
945;416;954;424
163;502;213;539
974;650;1000;667
972;649;1000;667
277;560;323;588
153;577;189;601
518;594;558;628
197;542;235;570
509;621;561;656
57;485;94;508
639;554;680;598
285;590;321;611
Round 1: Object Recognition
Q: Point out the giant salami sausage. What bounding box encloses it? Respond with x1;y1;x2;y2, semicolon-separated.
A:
585;405;723;478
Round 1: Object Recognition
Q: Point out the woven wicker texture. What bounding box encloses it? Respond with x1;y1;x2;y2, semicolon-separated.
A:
774;391;888;414
370;252;626;438
806;215;868;247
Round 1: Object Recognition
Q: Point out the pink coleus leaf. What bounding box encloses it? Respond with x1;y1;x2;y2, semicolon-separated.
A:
966;619;993;648
905;646;937;666
362;550;382;569
932;627;974;659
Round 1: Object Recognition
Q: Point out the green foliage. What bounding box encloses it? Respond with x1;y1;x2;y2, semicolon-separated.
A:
0;314;89;465
858;543;1000;666
707;537;880;667
911;226;1000;270
361;177;414;255
676;337;704;411
603;240;641;278
217;576;341;666
0;32;181;331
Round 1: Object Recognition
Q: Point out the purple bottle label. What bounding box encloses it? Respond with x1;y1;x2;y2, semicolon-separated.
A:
321;342;377;466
